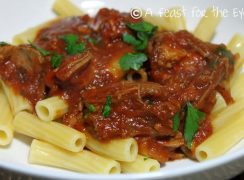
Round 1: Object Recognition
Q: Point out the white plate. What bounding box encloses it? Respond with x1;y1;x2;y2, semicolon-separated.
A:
0;0;244;179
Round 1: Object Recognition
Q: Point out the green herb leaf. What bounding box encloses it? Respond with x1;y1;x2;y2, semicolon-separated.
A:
61;34;86;55
217;47;234;65
143;157;148;161
173;112;180;132
122;33;141;46
86;103;96;113
28;40;50;56
102;96;112;118
127;21;157;34
84;103;96;118
124;21;156;51
51;54;63;68
0;41;9;47
119;53;147;71
184;103;205;148
84;36;100;45
135;32;149;50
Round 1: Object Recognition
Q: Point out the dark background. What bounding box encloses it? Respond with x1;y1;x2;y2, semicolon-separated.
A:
0;168;243;180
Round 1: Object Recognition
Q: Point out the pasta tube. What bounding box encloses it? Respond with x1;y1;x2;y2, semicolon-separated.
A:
86;134;138;162
227;34;244;59
29;139;121;174
142;7;186;31
0;88;13;146
53;0;84;17
0;80;32;114
211;92;226;115
12;18;60;45
193;8;222;42
35;96;68;122
227;34;244;86
13;111;86;152
212;98;244;131
120;155;160;173
195;112;244;161
231;73;244;100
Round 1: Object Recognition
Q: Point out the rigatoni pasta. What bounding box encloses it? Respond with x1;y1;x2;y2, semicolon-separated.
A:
0;88;13;146
35;96;68;122
86;134;138;162
13;111;86;152
193;8;222;42
141;7;186;31
29;139;121;174
120;155;160;173
12;18;60;45
52;0;84;17
195;112;244;161
0;0;243;175
0;80;32;115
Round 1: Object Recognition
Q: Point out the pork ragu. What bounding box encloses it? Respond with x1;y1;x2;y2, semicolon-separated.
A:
0;8;235;163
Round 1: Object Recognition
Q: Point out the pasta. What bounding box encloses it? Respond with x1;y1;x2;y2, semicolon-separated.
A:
126;69;148;82
196;112;244;161
0;88;13;146
0;0;243;175
52;0;84;17
142;7;186;31
227;34;244;59
29;139;121;174
0;80;32;115
13;111;86;152
35;96;68;122
120;155;160;173
12;19;60;45
86;134;138;162
193;8;222;42
212;98;244;131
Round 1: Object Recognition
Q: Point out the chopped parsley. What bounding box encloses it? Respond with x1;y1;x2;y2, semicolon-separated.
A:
127;21;157;34
123;21;157;51
184;103;205;148
84;35;100;45
86;103;96;113
84;103;96;118
102;96;112;118
51;54;63;68
61;34;86;55
173;112;180;132
0;41;9;47
216;46;234;65
119;53;147;71
28;40;50;56
143;157;148;161
122;33;141;46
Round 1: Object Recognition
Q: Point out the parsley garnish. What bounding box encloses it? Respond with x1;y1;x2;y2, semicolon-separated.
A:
119;53;147;71
217;46;234;65
51;54;63;68
127;21;157;34
61;34;86;55
28;40;50;56
123;21;157;51
123;33;141;46
84;36;100;45
143;157;148;161
184;103;205;148
84;103;96;118
102;96;112;118
86;103;96;113
173;112;180;132
0;42;9;47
